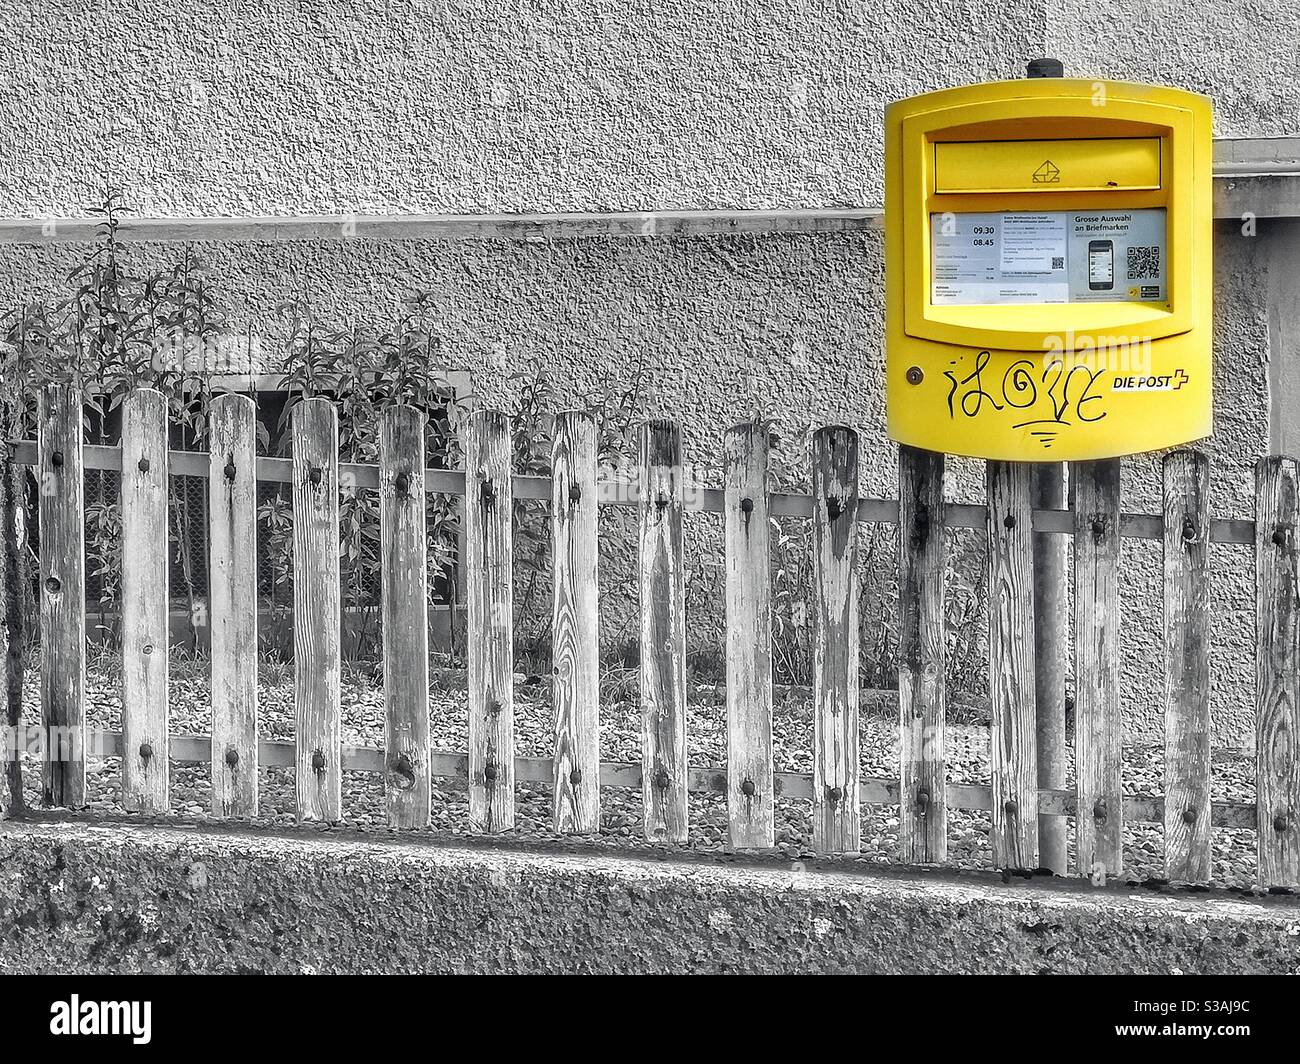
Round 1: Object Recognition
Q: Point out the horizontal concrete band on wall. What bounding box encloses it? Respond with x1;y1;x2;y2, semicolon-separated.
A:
0;151;1297;244
3;819;1300;973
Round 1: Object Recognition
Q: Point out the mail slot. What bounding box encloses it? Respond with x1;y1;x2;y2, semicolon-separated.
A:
934;138;1161;193
885;77;1213;462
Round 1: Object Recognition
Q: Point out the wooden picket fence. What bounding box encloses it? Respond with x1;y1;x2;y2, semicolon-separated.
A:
9;383;1300;888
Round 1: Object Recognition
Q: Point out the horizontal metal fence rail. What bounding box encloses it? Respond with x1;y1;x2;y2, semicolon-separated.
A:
6;440;1258;543
0;725;1258;830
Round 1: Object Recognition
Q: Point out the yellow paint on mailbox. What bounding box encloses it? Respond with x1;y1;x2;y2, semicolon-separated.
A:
934;138;1161;193
885;79;1213;461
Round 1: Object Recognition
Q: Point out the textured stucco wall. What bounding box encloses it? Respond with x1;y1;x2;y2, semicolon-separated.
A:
1047;0;1300;138
0;0;1045;216
3;1;1296;215
4;820;1300;973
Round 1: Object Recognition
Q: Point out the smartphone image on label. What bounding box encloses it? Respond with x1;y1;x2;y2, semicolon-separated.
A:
1088;239;1114;291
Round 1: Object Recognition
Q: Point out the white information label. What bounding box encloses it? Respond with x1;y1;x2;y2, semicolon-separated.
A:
999;214;1066;274
930;209;1167;306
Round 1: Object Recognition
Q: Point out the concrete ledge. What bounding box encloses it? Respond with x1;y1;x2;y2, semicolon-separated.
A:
0;170;1296;247
3;820;1300;973
1;143;1297;246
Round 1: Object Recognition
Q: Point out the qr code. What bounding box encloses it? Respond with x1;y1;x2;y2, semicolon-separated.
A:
1127;246;1160;279
1051;256;1064;270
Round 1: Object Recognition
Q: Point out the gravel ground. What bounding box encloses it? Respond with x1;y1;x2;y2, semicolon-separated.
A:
10;659;1261;888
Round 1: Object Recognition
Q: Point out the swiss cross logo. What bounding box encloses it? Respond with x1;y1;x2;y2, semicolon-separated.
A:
1032;159;1060;183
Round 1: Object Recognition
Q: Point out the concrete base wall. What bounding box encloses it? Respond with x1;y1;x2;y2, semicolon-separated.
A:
2;819;1299;973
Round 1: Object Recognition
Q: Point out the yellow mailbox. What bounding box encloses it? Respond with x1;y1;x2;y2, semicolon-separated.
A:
885;78;1213;460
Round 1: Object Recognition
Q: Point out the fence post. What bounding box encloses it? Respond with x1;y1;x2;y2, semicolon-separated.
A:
811;426;860;855
639;419;688;843
466;409;514;832
1256;455;1300;888
1163;449;1212;882
120;388;169;813
552;411;600;834
380;406;431;829
1072;459;1123;879
724;421;774;850
985;460;1038;870
0;415;13;817
292;398;342;822
38;384;85;808
898;444;945;863
209;393;259;818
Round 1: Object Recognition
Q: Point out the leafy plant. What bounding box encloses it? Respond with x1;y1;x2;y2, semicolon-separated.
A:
256;492;296;659
770;515;814;686
1;193;995;703
1;190;247;653
508;364;558;663
84;498;123;636
270;292;463;660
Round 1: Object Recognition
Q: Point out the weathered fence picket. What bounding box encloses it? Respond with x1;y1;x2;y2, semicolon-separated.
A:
898;444;945;864
811;426;860;855
466;410;515;832
38;384;85;808
985;461;1038;870
724;421;774;850
639;419;688;844
0;432;12;818
379;406;431;829
1072;459;1123;878
208;393;260;818
1255;455;1300;888
1033;465;1069;876
1163;450;1212;882
292;398;342;822
120;388;169;813
551;411;600;835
